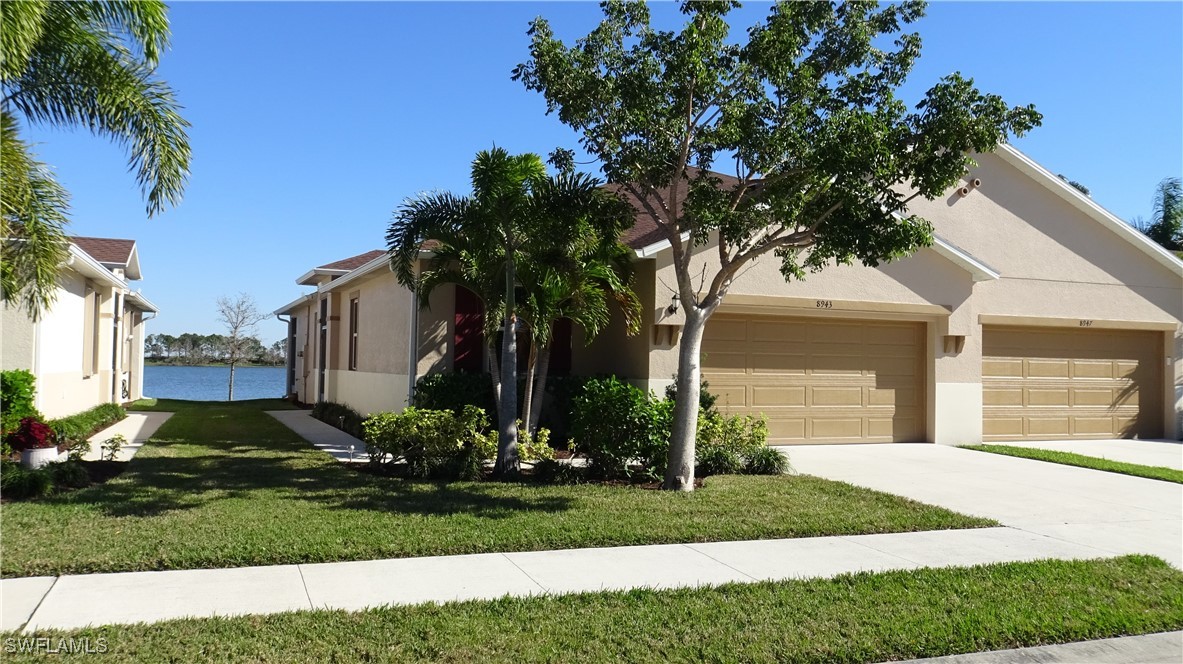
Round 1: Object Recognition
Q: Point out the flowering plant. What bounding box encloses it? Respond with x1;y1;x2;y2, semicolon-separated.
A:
9;417;56;450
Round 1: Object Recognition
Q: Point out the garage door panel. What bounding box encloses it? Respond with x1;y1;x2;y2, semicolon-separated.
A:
1027;388;1070;407
703;315;924;444
751;321;805;343
984;387;1023;406
811;386;864;407
750;353;806;374
807;323;864;345
811;418;864;439
706;319;747;342
751;385;805;407
982;326;1160;441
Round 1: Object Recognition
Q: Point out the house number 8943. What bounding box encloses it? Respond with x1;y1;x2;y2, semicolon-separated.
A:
816;300;833;309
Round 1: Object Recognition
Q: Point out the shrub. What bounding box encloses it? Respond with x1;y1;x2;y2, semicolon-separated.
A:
47;460;90;489
363;405;491;479
664;376;719;415
532;458;586;485
310;401;365;439
745;446;790;475
1;369;40;434
571;376;671;480
413;372;496;417
48;403;126;446
0;460;53;499
9;417;56;451
695;411;770;477
101;434;127;461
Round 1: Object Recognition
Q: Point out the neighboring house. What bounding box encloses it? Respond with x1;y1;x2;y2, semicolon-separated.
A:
1;236;158;418
275;145;1183;444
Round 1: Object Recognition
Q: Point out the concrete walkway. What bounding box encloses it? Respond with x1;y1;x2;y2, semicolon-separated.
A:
991;438;1183;471
896;630;1182;664
266;410;369;463
76;411;173;462
1;526;1115;632
788;443;1183;568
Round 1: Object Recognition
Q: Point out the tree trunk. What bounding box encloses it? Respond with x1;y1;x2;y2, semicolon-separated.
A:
227;360;236;401
663;308;708;491
493;262;520;477
521;340;538;434
487;340;502;413
527;341;552;435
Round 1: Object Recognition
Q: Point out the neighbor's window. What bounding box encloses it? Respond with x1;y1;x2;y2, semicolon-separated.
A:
348;297;359;371
82;285;100;376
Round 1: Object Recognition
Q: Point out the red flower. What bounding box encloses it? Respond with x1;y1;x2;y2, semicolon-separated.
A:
10;417;56;451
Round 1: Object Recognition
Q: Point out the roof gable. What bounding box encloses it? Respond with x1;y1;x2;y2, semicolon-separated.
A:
71;236;141;280
318;250;386;271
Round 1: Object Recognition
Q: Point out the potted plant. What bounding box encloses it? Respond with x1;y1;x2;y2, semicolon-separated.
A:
11;417;59;469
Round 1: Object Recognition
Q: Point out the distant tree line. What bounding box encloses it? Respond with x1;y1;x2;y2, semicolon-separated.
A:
145;333;284;366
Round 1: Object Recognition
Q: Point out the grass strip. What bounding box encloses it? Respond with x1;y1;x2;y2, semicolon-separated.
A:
962;444;1183;484
2;399;993;577
5;556;1182;663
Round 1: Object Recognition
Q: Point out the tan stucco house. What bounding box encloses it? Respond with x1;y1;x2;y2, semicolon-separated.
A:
2;236;158;418
275;145;1183;444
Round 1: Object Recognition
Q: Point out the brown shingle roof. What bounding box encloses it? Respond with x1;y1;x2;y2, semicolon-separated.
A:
318;250;385;271
610;168;745;249
71;236;136;265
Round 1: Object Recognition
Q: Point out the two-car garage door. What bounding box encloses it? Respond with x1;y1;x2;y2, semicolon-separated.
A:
982;326;1162;440
702;315;925;444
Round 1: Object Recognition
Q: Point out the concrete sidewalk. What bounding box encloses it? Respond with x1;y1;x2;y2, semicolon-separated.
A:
991;438;1183;471
2;526;1113;632
78;411;173;462
895;630;1182;664
266;410;369;463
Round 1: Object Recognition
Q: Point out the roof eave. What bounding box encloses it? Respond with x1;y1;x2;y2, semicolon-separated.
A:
930;236;1000;282
318;254;391;293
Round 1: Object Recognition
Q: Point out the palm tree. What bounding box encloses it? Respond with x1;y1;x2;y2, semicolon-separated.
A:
1;0;190;319
1144;177;1182;251
388;149;637;475
517;206;641;435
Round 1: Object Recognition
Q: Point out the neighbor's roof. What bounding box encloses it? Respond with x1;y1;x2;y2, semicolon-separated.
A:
609;168;744;251
318;250;386;272
71;236;142;280
297;249;386;285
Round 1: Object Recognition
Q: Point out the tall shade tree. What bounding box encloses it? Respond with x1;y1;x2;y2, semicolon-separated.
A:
388;149;636;475
1;0;190;319
515;0;1042;490
217;294;266;401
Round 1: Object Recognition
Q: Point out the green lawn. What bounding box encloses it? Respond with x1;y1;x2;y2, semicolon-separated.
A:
6;556;1182;663
1;399;993;577
962;444;1183;484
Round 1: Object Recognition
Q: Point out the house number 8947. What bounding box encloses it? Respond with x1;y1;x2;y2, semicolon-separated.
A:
1079;320;1093;327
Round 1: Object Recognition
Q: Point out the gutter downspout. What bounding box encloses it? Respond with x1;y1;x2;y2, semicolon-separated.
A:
276;314;293;398
406;282;419;408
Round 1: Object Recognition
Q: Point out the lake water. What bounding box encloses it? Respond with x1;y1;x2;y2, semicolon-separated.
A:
144;365;286;401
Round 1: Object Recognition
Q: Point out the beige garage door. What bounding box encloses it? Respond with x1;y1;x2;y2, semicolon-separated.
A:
702;315;925;444
982;326;1162;440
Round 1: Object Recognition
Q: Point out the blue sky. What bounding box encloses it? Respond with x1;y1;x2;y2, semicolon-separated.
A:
23;1;1183;343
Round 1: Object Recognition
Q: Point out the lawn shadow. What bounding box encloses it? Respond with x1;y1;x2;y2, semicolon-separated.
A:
53;442;575;519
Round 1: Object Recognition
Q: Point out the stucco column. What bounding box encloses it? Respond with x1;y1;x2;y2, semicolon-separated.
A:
931;298;983;445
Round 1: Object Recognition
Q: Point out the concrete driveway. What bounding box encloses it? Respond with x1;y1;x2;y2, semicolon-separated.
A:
989;438;1183;471
787;443;1183;568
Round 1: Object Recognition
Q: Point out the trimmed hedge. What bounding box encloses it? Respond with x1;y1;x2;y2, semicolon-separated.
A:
413;372;496;416
48;403;127;445
310;401;365;439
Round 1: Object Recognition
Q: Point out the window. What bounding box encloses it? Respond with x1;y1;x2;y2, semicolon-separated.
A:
348;297;359;371
82;285;100;376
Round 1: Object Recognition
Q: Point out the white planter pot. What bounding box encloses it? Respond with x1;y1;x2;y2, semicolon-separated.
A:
20;447;59;470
